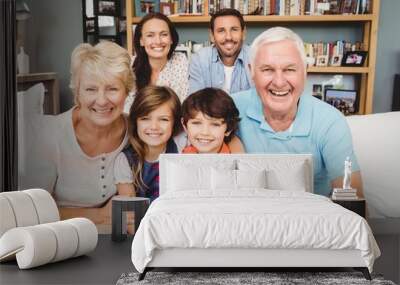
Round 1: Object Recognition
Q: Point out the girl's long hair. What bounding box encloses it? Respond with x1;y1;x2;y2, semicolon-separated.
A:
133;13;179;91
128;85;182;190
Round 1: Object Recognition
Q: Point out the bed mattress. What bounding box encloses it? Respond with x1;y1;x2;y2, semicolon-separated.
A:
131;190;380;273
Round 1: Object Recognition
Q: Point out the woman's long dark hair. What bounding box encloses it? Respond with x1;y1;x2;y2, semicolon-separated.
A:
133;13;179;91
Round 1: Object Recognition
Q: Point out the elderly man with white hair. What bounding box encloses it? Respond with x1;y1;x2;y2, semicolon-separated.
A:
231;27;363;198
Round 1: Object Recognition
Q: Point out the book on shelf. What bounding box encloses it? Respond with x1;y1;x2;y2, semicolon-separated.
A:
159;0;371;17
168;12;203;16
332;194;359;200
237;0;371;16
332;187;358;200
132;0;371;18
304;40;364;68
333;188;357;193
333;193;357;197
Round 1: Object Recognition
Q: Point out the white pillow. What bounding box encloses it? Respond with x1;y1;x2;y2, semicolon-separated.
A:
211;168;236;190
167;162;211;191
165;158;236;193
238;159;311;192
17;83;45;177
266;162;308;191
211;169;267;190
17;83;45;115
236;169;267;189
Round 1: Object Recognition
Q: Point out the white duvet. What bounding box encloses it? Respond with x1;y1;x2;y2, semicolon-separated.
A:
131;190;380;273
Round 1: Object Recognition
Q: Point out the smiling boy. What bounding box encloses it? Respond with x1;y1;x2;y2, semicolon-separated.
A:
181;88;240;153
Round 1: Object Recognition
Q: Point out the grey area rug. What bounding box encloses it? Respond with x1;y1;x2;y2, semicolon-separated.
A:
116;271;396;285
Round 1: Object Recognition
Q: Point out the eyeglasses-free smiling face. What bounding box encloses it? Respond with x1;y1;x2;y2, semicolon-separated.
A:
183;111;231;153
77;69;126;127
136;102;174;149
210;15;245;65
140;18;173;61
251;40;306;121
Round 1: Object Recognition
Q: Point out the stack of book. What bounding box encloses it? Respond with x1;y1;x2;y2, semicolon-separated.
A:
153;0;371;17
332;188;358;200
304;40;363;67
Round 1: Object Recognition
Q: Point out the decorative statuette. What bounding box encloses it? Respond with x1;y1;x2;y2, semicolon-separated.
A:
343;156;352;190
332;157;358;200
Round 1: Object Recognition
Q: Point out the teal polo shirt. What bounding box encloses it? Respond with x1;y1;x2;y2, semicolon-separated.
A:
231;88;359;196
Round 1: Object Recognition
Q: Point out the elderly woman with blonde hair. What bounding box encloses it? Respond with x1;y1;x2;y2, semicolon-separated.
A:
29;41;134;230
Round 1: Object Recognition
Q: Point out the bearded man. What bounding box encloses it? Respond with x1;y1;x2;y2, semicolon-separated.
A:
189;9;252;94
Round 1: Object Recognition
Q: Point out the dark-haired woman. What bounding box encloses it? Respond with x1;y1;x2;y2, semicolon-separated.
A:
125;13;189;112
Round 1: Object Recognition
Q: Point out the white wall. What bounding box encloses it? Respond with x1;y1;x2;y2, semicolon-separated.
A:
24;0;83;111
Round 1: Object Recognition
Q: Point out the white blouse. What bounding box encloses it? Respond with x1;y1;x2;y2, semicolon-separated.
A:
124;52;189;113
24;108;128;207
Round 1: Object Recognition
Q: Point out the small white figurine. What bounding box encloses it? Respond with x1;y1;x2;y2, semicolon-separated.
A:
343;156;352;189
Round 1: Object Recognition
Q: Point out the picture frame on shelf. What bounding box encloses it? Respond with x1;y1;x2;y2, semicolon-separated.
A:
306;56;316;67
135;0;160;17
316;2;330;15
86;18;95;33
330;55;343;66
326;0;341;14
160;2;173;16
312;84;323;100
98;15;115;28
324;89;358;115
98;0;116;15
340;0;357;14
341;51;368;66
323;84;334;96
316;55;329;67
119;19;126;33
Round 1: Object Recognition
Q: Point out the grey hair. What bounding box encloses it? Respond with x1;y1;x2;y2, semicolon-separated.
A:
69;41;134;104
249;27;307;73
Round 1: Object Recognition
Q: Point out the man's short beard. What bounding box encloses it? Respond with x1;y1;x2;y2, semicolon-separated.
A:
216;41;243;59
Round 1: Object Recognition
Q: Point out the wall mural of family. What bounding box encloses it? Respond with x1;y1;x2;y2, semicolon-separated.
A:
25;9;363;230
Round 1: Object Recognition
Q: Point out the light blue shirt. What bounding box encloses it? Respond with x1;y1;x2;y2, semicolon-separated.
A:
231;88;359;196
189;45;253;94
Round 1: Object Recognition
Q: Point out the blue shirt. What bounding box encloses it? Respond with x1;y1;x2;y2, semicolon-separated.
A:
188;45;253;94
231;88;359;196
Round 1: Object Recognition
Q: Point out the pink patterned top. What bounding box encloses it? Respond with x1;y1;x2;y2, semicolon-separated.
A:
124;52;189;113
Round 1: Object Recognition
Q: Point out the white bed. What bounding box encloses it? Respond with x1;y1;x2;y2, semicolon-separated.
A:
131;154;380;280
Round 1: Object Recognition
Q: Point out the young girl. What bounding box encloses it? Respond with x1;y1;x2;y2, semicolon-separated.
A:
114;86;182;202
